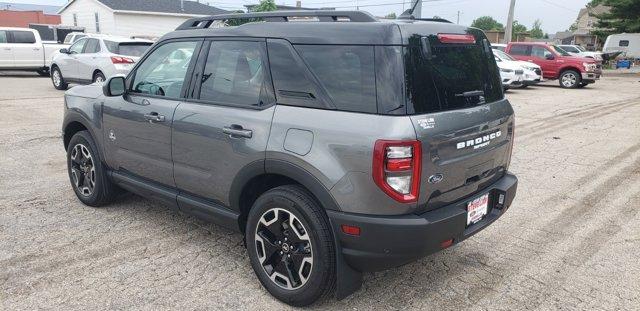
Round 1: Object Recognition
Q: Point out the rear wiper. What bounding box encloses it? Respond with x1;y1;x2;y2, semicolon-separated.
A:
455;90;484;98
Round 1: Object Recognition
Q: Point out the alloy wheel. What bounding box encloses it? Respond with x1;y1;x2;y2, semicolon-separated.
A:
52;70;61;87
562;72;577;87
254;207;313;290
70;144;95;196
94;75;104;83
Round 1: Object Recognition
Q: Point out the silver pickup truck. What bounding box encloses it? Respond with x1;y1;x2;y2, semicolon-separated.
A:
0;27;68;76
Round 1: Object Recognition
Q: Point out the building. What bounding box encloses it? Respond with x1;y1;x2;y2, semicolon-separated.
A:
244;1;334;12
0;9;61;27
575;4;609;33
57;0;228;38
484;30;530;44
554;4;610;50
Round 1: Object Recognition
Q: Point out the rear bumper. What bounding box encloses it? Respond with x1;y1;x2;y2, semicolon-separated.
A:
327;173;518;272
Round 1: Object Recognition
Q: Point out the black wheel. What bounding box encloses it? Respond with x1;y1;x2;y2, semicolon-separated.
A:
67;131;118;207
51;66;68;90
246;185;336;307
93;71;105;83
36;69;50;77
559;70;581;88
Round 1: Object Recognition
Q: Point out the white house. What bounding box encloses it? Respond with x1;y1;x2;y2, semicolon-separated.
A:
57;0;228;38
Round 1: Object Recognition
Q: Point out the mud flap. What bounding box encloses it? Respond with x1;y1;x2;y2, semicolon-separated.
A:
331;221;363;300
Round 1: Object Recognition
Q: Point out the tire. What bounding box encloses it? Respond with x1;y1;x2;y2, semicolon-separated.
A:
577;82;589;88
36;69;50;77
66;130;118;207
93;71;106;84
246;185;336;307
51;66;68;90
559;70;581;88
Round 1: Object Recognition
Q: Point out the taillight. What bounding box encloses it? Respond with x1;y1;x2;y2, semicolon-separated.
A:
372;140;421;203
111;56;134;64
437;33;476;44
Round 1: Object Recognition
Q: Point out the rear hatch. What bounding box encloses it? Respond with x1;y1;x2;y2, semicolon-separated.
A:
104;40;153;62
401;25;515;212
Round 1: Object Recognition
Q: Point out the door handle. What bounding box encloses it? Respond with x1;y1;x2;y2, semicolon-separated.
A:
3;48;10;51
33;48;40;51
144;112;165;123
223;125;252;138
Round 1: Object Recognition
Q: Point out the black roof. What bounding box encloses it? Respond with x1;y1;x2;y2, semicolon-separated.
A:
165;11;469;45
95;0;228;15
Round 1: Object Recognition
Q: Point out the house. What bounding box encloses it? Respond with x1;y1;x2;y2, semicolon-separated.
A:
554;4;610;50
244;1;334;12
575;4;609;33
57;0;228;38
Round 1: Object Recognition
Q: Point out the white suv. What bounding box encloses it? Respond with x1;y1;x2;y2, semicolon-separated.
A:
50;36;152;90
493;48;542;87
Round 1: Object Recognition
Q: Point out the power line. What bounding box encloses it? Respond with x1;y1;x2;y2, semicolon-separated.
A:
538;0;579;13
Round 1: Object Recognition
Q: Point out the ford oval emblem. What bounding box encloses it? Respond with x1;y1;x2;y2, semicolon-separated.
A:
428;174;444;184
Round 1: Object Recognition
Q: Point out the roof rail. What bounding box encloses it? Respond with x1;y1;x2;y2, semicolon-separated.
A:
176;10;378;30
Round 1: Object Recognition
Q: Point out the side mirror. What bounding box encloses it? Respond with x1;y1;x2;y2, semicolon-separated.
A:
545;54;555;60
103;75;126;97
59;48;69;54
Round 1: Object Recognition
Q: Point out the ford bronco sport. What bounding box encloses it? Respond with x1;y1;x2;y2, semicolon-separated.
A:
62;10;518;306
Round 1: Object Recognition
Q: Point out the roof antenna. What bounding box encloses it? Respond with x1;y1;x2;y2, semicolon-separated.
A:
398;0;420;19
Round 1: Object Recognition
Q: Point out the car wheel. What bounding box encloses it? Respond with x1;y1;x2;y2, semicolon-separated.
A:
36;69;50;77
246;185;336;307
67;130;119;207
51;66;68;90
93;71;106;84
559;70;581;88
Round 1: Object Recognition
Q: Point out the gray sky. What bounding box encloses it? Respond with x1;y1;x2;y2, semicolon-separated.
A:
4;0;591;33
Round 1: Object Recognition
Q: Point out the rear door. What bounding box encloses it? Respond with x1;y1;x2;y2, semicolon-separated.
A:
0;30;13;68
405;30;515;212
8;30;40;68
172;38;275;207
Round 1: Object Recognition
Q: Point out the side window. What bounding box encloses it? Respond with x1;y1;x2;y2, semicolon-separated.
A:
10;31;36;44
619;40;629;47
509;45;529;56
0;31;7;43
198;41;269;107
69;39;87;54
131;40;198;98
531;46;552;59
296;45;376;113
267;39;326;109
84;39;100;53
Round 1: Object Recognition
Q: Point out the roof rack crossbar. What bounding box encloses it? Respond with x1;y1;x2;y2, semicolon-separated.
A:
176;10;377;30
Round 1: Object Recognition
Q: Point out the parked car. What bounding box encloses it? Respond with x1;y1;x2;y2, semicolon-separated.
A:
493;48;542;87
557;44;603;61
0;27;68;76
51;36;153;90
61;11;517;306
496;58;524;90
62;32;89;44
506;42;601;88
603;33;640;59
491;43;507;51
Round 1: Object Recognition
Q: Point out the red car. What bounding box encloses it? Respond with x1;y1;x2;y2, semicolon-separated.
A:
505;42;602;88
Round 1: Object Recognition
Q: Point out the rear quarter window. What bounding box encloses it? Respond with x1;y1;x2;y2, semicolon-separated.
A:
296;45;377;114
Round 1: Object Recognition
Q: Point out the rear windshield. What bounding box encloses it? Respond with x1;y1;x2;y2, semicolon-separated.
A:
105;40;152;57
405;30;502;114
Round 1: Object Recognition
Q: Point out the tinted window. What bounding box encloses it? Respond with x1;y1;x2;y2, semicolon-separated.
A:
532;46;553;59
509;44;529;56
0;31;6;43
267;39;326;109
69;39;87;54
117;43;152;57
84;38;100;53
296;45;376;113
619;40;630;47
375;46;405;115
131;41;197;98
10;31;36;44
199;41;268;107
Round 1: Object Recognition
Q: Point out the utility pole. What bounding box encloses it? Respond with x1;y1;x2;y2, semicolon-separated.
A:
456;10;460;24
504;0;516;44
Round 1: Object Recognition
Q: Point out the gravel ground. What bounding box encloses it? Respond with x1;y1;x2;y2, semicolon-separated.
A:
1;72;639;310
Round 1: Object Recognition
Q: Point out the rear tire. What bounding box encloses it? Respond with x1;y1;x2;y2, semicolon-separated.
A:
246;185;336;307
67;130;118;207
51;66;68;90
36;69;50;77
559;70;581;88
93;71;105;84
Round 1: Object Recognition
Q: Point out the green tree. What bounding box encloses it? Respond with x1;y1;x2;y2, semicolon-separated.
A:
471;16;504;31
589;0;640;37
512;20;528;40
226;0;277;26
385;12;397;19
530;19;544;38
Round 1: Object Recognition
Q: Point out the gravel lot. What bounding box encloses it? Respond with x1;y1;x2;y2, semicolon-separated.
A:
1;72;639;310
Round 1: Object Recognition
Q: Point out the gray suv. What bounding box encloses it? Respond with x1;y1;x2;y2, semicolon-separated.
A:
62;11;517;306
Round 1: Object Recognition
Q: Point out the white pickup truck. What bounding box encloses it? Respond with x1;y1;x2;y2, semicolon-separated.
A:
0;27;68;76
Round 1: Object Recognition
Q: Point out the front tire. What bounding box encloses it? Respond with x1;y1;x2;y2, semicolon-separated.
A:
246;185;336;307
559;70;581;88
67;131;118;207
37;69;50;77
51;66;68;90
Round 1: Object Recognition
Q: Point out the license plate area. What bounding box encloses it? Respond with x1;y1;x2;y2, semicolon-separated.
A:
467;193;489;226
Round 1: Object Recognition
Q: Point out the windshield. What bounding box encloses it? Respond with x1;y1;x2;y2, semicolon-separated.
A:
493;49;516;61
551;45;571;56
575;45;586;52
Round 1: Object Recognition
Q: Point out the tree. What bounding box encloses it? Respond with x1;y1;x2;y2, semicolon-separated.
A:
471;16;504;31
385;13;397;19
530;19;544;38
588;0;640;37
226;0;277;26
511;20;528;40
